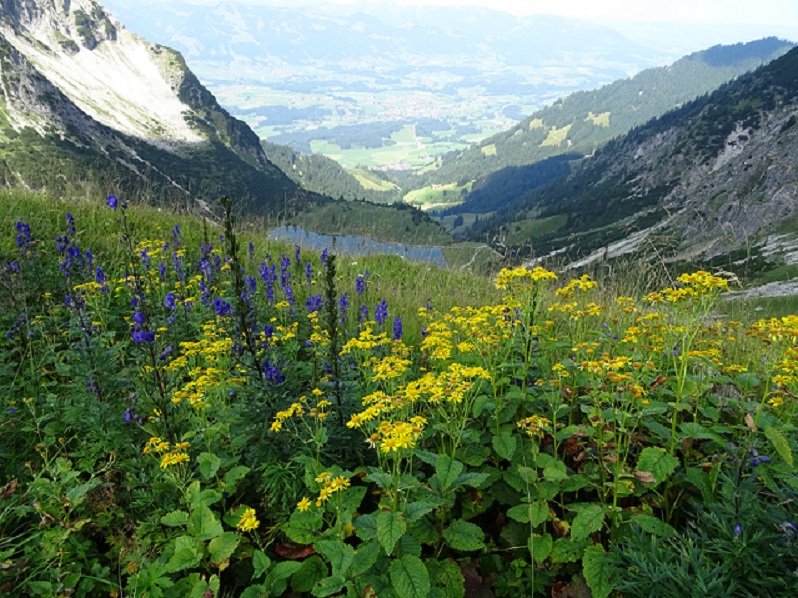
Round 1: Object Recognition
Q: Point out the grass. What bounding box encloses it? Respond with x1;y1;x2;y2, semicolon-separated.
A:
505;214;568;245
403;182;472;208
540;124;573;147
585;111;611;127
346;168;400;192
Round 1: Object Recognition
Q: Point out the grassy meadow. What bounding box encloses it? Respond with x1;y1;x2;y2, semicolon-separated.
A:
1;190;797;597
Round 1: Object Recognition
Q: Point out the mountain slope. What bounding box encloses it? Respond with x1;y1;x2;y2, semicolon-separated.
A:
420;38;794;198
472;46;798;273
0;0;308;215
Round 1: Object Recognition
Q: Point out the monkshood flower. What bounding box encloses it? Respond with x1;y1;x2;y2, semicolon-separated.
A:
158;344;174;360
96;265;109;293
245;276;257;295
158;262;166;279
260;262;276;302
359;304;369;323
15;221;32;251
66;213;75;236
164;292;176;310
5;260;21;275
340;292;349;313
107;195;118;210
263;361;285;384
375;298;388;326
85;248;93;270
132;330;155;344
295;245;301;264
213;298;232;317
132;311;146;327
393;316;403;341
305;262;313;284
355;274;366;296
248;242;255;260
171;224;182;246
321;248;329;268
306;294;323;313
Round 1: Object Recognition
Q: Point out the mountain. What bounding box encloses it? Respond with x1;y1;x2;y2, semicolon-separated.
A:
470;46;798;275
0;0;320;217
420;38;794;202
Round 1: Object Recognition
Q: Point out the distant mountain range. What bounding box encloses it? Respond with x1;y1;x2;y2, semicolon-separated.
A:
466;46;798;273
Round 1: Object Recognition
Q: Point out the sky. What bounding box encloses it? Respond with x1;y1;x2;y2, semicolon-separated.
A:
139;0;798;49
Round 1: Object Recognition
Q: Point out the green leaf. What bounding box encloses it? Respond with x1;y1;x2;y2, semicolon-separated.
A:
551;537;590;564
311;576;347;597
351;540;381;575
377;510;406;556
355;513;377;541
265;561;303;597
529;501;550;526
571;505;604;541
404;502;434;523
366;470;394;490
582;544;616;598
160;510;189;527
197;452;221;480
679;422;724;445
291;556;327;593
472;395;492;417
765;426;793;466
208;532;241;565
492;430;517;460
252;550;271;580
435;455;465;491
167;536;203;573
223;465;251;493
239;585;268;598
442;519;485;552
506;503;531;523
633;514;677;538
517;465;537;484
636;447;679;485
314;538;354;577
283;508;323;544
427;558;464;598
454;472;490;489
187;504;223;541
389;555;430;598
530;533;553;563
542;462;569;481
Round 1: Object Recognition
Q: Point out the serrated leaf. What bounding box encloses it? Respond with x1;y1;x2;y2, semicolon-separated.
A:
389;555;430;598
472;395;491;418
291;556;327;593
311;575;347;597
283;508;323;544
223;465;250;493
314;538;354;577
252;550;271;579
636;447;679;485
366;470;394;490
239;586;268;598
543;462;569;481
551;536;590;564
351;540;381;575
454;472;490;488
167;536;203;572
530;533;553;562
435;455;464;491
187;504;223;541
442;519;485;552
492;430;517;460
765;426;793;466
506;503;531;523
582;544;616;598
404;502;434;523
197;452;221;480
633;514;677;538
529;501;550;526
355;512;377;541
680;422;724;445
377;510;406;556
427;558;464;598
266;561;303;597
160;510;189;527
208;532;241;566
571;505;604;541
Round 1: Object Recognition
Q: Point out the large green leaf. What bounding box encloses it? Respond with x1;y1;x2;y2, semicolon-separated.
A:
291;556;327;593
265;561;303;597
160;510;189;527
197;452;221;480
389;555;430;598
351;539;381;575
314;538;354;577
223;465;251;493
208;532;241;565
377;510;406;556
633;514;677;538
571;505;604;541
636;447;679;484
765;426;793;466
167;536;203;573
492;430;517;460
582;544;616;598
435;455;464;491
187;504;223;541
427;558;464;598
442;519;485;552
252;550;271;580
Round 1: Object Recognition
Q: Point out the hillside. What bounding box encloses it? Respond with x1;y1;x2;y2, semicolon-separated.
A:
470;45;798;278
418;38;793;206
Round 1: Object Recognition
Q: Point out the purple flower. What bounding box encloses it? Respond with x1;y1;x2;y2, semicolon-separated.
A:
305;262;313;284
339;292;349;322
306;294;322;313
355;275;366;296
107;195;118;210
393;316;403;341
359;304;369;323
295;245;301;264
132;311;146;326
375;298;388;326
164;293;176;310
248;242;255;260
213;298;231;317
245;276;257;294
158;344;174;360
132;330;155;343
321;249;329;268
734;523;742;536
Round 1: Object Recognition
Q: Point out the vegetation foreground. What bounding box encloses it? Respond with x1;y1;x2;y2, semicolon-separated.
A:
1;193;797;597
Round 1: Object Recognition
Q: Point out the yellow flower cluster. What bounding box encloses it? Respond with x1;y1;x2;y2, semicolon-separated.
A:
495;266;558;290
517;415;551;438
143;437;190;468
644;271;730;304
555;275;598;300
341;324;391;354
270;391;333;433
311;472;351;507
237;507;260;531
